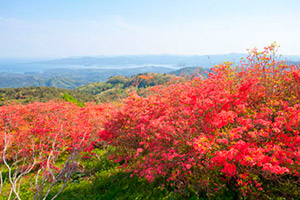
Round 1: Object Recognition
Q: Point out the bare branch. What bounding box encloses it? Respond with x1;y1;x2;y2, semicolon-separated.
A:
2;122;22;200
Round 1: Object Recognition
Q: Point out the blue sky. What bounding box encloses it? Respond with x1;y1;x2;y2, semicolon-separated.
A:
0;0;300;58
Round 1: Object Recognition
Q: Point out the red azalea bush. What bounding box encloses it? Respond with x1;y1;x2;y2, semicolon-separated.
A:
102;44;300;198
0;101;113;199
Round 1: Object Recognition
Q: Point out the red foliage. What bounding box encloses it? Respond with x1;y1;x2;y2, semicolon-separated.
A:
102;44;300;197
1;44;299;198
0;101;113;186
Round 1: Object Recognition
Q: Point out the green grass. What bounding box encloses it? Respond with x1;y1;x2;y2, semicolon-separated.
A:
1;148;295;200
0;148;199;200
48;148;197;200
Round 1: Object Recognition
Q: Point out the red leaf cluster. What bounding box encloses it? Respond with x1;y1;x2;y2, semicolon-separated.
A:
0;101;112;169
102;44;300;197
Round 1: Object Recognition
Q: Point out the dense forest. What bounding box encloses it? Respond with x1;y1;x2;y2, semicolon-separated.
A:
0;45;300;199
0;73;178;105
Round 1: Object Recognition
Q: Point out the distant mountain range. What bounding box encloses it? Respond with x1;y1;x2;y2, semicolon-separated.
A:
0;54;299;89
33;53;247;68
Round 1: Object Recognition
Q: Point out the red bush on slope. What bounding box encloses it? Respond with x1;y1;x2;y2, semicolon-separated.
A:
0;101;113;199
102;44;300;198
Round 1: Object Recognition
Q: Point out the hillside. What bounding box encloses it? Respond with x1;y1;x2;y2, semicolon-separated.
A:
169;66;203;77
1;46;300;200
0;87;96;105
1;46;299;199
76;72;177;102
0;67;175;89
0;73;83;89
0;73;177;105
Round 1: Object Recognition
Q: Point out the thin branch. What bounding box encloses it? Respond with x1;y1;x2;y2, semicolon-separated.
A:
3;122;21;200
42;130;88;200
46;133;59;182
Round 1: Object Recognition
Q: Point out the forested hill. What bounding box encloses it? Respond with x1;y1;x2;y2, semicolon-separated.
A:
0;87;96;105
0;67;175;89
0;73;177;105
75;72;177;102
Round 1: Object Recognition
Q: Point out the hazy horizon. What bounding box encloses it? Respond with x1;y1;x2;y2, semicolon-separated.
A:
0;52;248;60
1;0;300;58
1;53;300;62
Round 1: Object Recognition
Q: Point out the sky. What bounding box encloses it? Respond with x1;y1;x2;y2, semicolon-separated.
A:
0;0;300;58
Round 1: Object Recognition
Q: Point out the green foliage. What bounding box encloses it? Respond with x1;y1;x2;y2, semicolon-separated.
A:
0;73;45;88
95;87;130;103
0;87;96;106
45;77;82;89
0;66;175;89
62;93;85;107
106;76;130;85
76;82;115;95
0;148;199;200
127;73;177;88
0;73;177;106
46;148;198;200
76;73;177;102
0;73;84;89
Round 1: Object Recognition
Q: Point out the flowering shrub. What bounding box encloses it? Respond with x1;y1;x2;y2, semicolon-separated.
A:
0;44;299;199
102;44;300;198
0;101;113;199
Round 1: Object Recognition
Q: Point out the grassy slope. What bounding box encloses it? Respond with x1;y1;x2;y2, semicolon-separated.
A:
51;150;183;200
0;149;198;200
